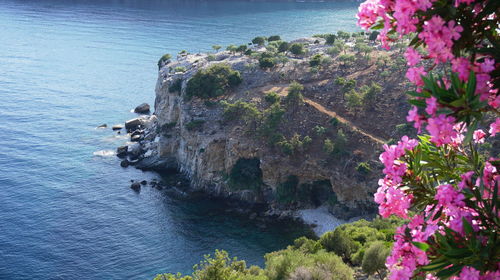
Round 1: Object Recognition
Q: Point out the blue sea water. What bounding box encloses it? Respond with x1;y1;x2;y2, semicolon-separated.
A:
0;0;360;279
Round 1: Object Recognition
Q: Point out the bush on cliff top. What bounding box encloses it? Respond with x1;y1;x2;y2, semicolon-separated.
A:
186;64;242;99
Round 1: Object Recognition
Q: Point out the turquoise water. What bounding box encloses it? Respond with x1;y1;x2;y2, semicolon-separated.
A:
0;0;359;279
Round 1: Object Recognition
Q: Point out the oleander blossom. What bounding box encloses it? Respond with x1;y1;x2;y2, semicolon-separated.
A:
356;0;499;278
426;114;457;146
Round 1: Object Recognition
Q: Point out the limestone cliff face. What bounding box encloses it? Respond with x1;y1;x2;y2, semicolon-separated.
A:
136;38;406;219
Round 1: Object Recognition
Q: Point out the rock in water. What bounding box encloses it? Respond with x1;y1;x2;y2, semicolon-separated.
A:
97;124;107;128
120;159;130;168
130;182;141;192
125;118;143;131
112;124;123;131
116;146;128;158
140;180;147;185
134;103;150;114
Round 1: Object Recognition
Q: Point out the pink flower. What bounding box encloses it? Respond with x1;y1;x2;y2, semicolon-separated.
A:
459;266;481;280
435;184;465;208
425;96;438;115
489;118;500;136
426;114;457;146
482;160;498;192
473;129;486;143
407;106;423;132
478;58;495;74
406;66;427;86
375;180;412;219
404;47;421;66
452;57;471;82
356;0;384;29
458;171;475;190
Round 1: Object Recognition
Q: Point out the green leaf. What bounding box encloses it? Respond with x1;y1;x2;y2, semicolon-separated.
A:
462;217;474;236
436;264;464;279
466;71;476;101
412;241;430;251
409;99;426;108
463;121;477;144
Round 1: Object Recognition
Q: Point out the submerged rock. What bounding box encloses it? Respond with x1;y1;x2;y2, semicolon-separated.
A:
134;103;150;114
130;182;141;192
120;159;130;168
112;124;123;131
97;124;107;128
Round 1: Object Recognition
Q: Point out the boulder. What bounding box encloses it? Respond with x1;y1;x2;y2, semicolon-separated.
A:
112;124;123;131
116;146;128;158
130;182;141;192
131;130;144;137
127;143;142;160
134;103;150;114
140;180;147;185
125;118;144;131
97;124;107;128
120;159;130;168
131;134;142;142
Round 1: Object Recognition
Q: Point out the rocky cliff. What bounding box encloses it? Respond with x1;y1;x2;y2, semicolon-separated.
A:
123;35;410;221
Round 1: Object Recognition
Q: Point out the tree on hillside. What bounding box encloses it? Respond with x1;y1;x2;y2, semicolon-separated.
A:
285;81;304;106
252;36;267;46
212;45;222;52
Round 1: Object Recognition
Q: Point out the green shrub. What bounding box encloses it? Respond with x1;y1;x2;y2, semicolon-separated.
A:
186;64;242;99
252;36;267;46
346;89;363;112
212;45;222;52
325;34;336;45
207;54;216;61
289;43;305;56
259;57;276;69
319;230;359;261
329;117;339;127
236;44;248;53
221;100;262;125
361;241;390;280
169;78;183;93
185;120;205;131
314;125;327;136
268;35;281;42
158;53;172;69
323;139;335;154
327;46;341;56
174;66;187;73
264;92;280;104
337;31;350;40
259;104;285;138
226;44;238;54
277;41;289;53
229;158;262;191
285;81;304;106
356;162;372;175
309;54;323;67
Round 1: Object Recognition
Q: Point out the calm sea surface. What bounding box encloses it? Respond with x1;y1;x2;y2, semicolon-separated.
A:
0;0;359;279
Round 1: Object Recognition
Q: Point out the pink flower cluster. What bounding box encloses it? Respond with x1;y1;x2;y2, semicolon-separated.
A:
357;0;498;149
386;215;437;280
357;0;499;278
375;136;418;218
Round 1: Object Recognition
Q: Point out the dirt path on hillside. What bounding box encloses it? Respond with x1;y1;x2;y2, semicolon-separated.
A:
258;84;386;145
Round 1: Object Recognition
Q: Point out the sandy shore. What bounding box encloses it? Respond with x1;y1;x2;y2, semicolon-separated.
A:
297;206;367;237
